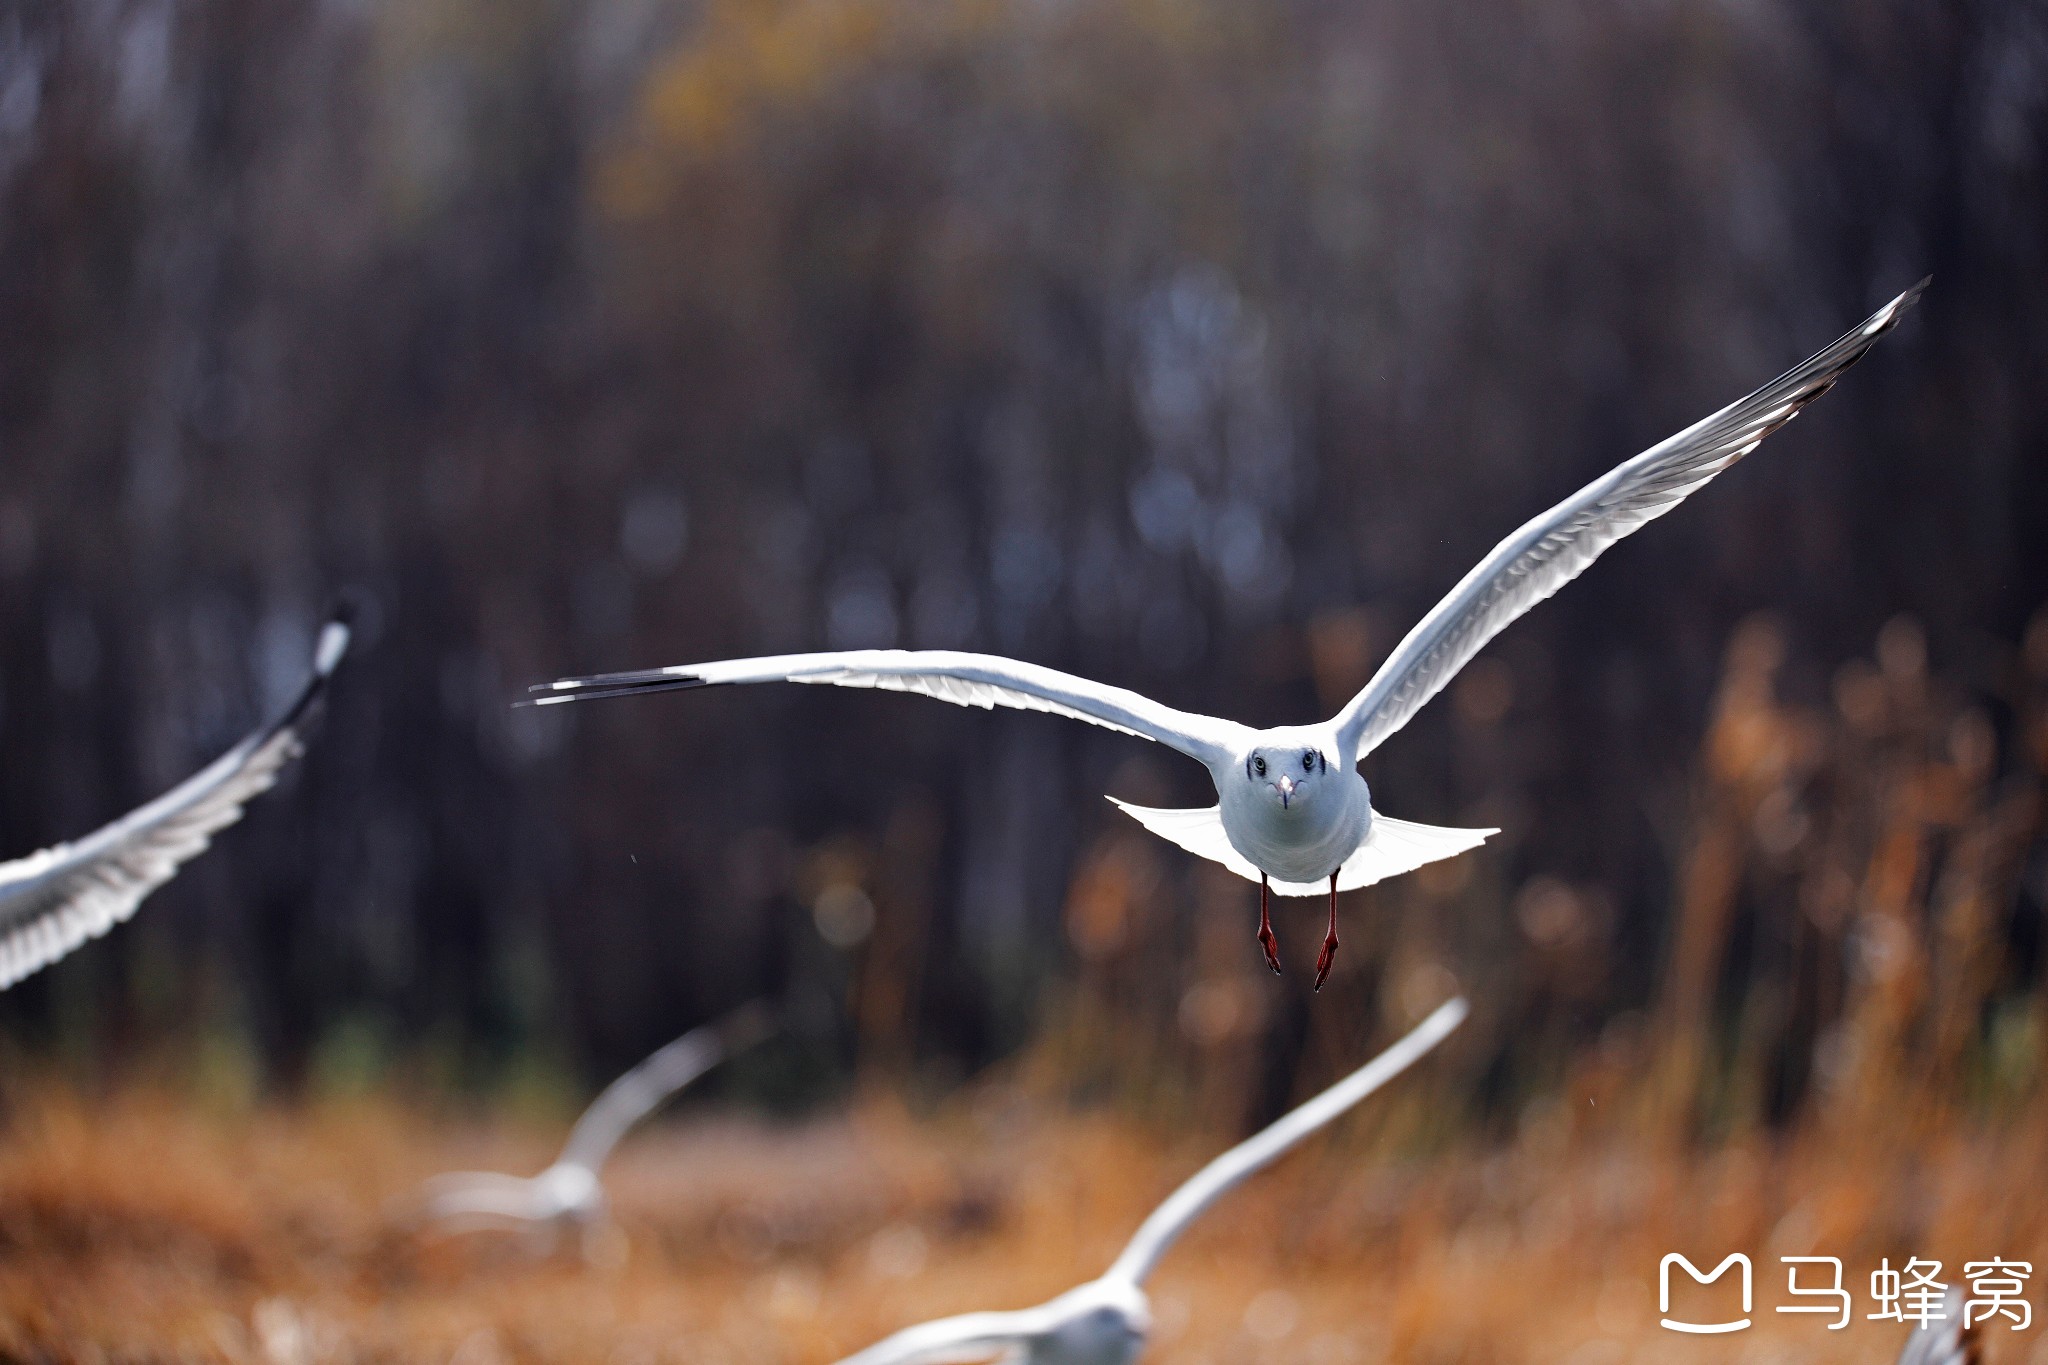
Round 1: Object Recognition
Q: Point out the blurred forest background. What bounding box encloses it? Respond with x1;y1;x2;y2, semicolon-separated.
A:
0;0;2045;1145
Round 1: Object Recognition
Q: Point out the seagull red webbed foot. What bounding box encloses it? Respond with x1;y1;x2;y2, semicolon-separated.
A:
1313;870;1341;991
1256;874;1282;975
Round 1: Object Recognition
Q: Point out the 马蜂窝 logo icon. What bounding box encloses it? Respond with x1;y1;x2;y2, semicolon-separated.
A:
1661;1253;1753;1334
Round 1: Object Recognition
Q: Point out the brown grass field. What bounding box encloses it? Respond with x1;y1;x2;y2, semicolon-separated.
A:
1;610;2043;1365
1;1062;2046;1365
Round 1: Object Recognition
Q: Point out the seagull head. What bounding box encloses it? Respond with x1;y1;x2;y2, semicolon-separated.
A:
1028;1280;1151;1365
1242;737;1334;814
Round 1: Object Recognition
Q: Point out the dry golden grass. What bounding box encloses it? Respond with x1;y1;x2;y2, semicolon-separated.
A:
2;1071;2047;1365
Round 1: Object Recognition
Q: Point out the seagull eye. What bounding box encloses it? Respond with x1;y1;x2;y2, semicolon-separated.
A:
1253;755;1267;778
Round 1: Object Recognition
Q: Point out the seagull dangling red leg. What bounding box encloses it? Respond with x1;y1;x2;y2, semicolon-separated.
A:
1257;874;1282;975
1313;871;1341;992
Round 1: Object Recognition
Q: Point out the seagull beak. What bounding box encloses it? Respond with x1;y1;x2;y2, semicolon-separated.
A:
1276;776;1296;808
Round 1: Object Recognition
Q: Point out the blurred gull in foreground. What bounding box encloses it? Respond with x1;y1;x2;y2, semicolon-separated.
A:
0;610;351;989
832;995;1467;1365
417;1003;773;1257
1896;1290;1981;1365
526;284;1925;989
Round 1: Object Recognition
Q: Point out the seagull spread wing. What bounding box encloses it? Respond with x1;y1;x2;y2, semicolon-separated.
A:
1334;280;1927;763
1897;1290;1980;1365
0;613;351;990
419;1171;553;1229
526;650;1252;766
556;1002;773;1174
1105;995;1467;1286
833;1309;1044;1365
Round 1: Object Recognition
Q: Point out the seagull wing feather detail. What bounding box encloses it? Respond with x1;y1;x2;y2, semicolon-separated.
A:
1335;281;1927;762
528;650;1251;766
1104;995;1467;1286
0;614;351;990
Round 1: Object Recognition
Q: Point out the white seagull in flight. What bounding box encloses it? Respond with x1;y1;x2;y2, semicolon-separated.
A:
830;995;1466;1365
1896;1290;1981;1365
526;283;1925;987
0;609;352;990
417;1002;773;1256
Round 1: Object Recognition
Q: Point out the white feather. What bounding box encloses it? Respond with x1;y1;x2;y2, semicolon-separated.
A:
1106;799;1493;895
0;612;349;990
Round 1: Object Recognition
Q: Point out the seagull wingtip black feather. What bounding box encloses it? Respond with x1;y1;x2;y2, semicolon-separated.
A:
511;676;711;707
